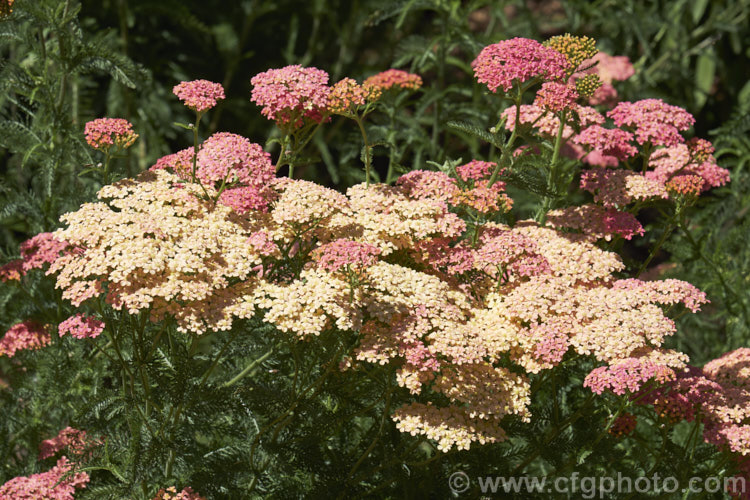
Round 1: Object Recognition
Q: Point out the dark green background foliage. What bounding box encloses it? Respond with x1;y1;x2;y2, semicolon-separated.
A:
2;0;750;498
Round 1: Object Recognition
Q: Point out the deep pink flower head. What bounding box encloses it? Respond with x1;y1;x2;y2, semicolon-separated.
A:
0;457;89;499
546;204;644;241
363;69;423;92
19;233;70;272
172;79;225;113
607;99;695;147
573;125;637;161
250;65;331;128
84;118;138;151
196;132;274;187
0;321;51;357
534;82;578;112
472;37;570;93
312;239;381;273
58;314;104;340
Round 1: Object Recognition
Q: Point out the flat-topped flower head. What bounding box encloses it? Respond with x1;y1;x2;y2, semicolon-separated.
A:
546;204;644;241
0;321;51;357
363;69;423;93
534;81;578;112
472;37;570;93
573;125;637;161
84;118;138;152
312;239;381;273
58;314;105;340
608;99;695;147
195;132;274;188
250;65;331;128
328;78;368;114
666;175;704;198
545;34;597;71
172;79;225;113
0;457;89;499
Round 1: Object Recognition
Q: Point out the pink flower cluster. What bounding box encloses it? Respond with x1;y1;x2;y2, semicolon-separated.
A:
573;125;637;161
312;239;381;273
39;427;101;460
607;99;695;147
584;357;676;395
647;142;730;191
58;314;105;339
328;78;368;114
250;65;331;128
0;457;89;500
363;69;423;92
580;168;668;207
0;321;50;357
534;81;578;112
84;118;138;151
172;79;225;113
195;132;274;188
472;37;570;93
1;232;72;283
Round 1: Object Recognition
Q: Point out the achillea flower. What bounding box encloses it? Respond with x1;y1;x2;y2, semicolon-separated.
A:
312;239;381;273
250;65;331;128
546;204;644;241
363;69;423;92
195;132;274;188
172;80;225;113
58;314;104;340
647;143;730;191
247;231;279;257
0;321;51;357
545;34;597;71
608;412;637;438
584;357;676;395
534;81;579;112
0;259;23;282
39;427;101;460
150;148;195;178
49;170;268;334
0;457;89;500
574;73;603;98
501;104;604;138
573;125;637;161
666;175;704;197
271;178;350;231
84;118;138;151
396;170;460;202
580;168;668;207
455;160;497;182
328;78;368;114
218;186;269;214
608;99;695;147
19;232;72;272
472;37;570;93
153;486;206;500
451;185;512;214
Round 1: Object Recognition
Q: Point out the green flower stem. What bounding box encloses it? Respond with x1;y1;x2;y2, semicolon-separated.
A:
221;340;278;388
191;112;203;183
354;115;372;186
538;110;567;224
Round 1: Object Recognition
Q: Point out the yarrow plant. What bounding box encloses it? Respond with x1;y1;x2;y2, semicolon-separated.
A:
0;31;743;498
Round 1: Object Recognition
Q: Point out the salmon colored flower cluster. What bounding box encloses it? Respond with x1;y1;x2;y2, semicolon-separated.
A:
312;239;381;273
607;98;695;147
0;321;51;357
363;69;423;92
328;77;368;114
84;118;138;151
533;81;579;112
0;457;89;500
172;79;225;113
546;204;644;241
